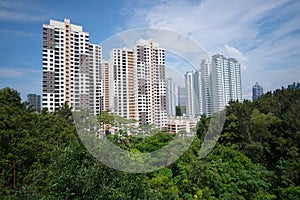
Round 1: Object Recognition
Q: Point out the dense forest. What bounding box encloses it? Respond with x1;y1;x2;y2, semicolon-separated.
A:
0;87;299;199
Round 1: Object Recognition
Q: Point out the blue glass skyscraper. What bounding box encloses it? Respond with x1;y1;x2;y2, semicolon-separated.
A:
252;82;263;101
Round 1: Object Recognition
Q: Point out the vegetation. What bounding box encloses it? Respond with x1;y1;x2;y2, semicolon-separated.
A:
0;87;299;199
176;105;186;116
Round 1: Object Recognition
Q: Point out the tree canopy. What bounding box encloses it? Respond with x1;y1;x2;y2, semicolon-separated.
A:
0;87;299;199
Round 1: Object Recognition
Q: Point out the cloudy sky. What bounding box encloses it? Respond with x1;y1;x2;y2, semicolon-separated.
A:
0;0;300;100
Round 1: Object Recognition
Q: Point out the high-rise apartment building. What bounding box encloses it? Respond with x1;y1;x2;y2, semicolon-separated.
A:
101;61;110;112
193;70;205;116
88;44;103;114
107;39;167;128
185;71;197;117
134;39;166;128
252;82;263;101
211;54;242;113
109;48;136;120
178;87;186;107
200;58;212;116
184;55;242;117
177;86;187;116
185;70;205;117
228;58;242;102
42;19;89;111
27;94;41;112
211;54;227;112
42;19;103;114
42;20;167;129
166;78;176;116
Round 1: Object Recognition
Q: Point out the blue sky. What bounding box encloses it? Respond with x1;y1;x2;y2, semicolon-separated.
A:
0;0;300;100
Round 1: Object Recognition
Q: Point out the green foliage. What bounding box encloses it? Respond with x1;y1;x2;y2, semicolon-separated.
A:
0;88;76;198
176;105;186;116
278;185;300;200
199;145;274;199
1;87;299;199
220;88;300;197
134;131;175;152
196;114;210;139
97;110;114;134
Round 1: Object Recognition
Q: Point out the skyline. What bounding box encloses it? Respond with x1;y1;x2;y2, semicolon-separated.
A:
1;0;300;100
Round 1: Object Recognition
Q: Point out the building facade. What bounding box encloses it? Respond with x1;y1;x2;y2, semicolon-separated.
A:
42;20;166;129
228;58;242;102
27;94;41;112
88;44;102;115
252;82;263;101
107;39;167;129
211;54;227;113
183;55;242;117
42;19;90;111
287;82;300;90
178;87;186;107
200;58;213;116
211;54;242;113
134;39;167;128
166;78;176;116
109;48;136;120
166;117;198;135
185;71;197;117
184;70;206;118
42;19;105;115
101;62;110;112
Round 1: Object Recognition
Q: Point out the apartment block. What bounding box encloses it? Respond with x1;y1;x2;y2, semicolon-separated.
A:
42;20;168;129
200;58;213;116
178;87;186;107
42;19;105;115
107;39;167;129
184;55;242;117
252;82;263;101
109;48;136;120
42;19;90;111
166;78;176;117
211;54;242;113
27;94;41;112
185;71;197;117
134;39;167;128
88;44;102;114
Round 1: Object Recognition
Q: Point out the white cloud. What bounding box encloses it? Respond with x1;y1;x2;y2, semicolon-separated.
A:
0;67;40;78
124;0;300;99
101;27;209;69
224;44;249;70
0;0;46;22
224;45;249;62
125;0;286;50
0;67;25;77
0;28;40;38
0;10;45;22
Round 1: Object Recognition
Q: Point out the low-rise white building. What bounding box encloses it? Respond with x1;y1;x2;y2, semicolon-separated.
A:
166;117;198;135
